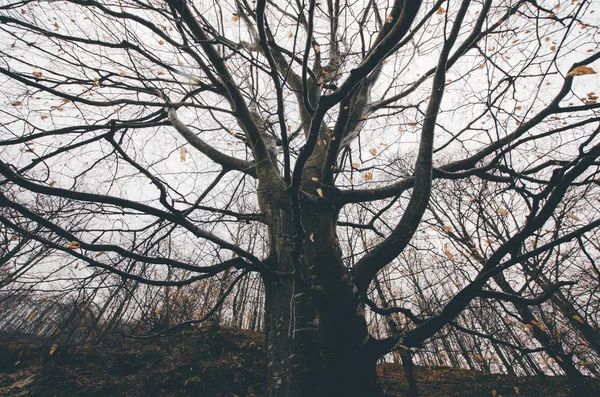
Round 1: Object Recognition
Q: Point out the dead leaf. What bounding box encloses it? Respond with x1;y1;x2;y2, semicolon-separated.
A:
67;241;80;249
498;208;508;217
386;14;393;23
369;148;377;156
95;252;105;257
573;315;584;323
351;162;361;169
436;7;446;14
311;177;319;182
180;146;188;161
316;188;323;198
363;171;373;181
308;233;315;243
567;65;596;77
444;243;454;259
232;15;239;22
49;344;58;356
566;213;580;221
32;71;43;78
11;101;22;107
441;225;453;232
314;45;321;53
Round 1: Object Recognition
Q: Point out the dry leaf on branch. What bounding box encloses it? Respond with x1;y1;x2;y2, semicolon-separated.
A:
567;65;596;77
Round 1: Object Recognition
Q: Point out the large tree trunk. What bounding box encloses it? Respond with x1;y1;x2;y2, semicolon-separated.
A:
260;184;381;396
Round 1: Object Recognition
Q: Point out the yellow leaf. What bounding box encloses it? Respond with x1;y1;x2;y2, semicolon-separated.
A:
498;208;508;217
28;311;38;320
436;7;446;14
441;225;453;232
119;72;126;77
49;344;58;356
180;146;188;161
316;188;324;198
364;171;373;181
444;243;454;259
67;241;80;249
573;315;584;324
351;162;361;169
513;386;520;394
474;354;484;361
566;213;580;221
232;15;239;22
369;148;377;156
567;65;596;77
308;233;315;243
314;45;321;53
492;390;497;397
537;322;545;331
311;177;319;182
158;40;165;45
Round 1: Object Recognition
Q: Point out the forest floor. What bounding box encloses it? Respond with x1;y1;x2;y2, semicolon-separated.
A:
0;326;598;397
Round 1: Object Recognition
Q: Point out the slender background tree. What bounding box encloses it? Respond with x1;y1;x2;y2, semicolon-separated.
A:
1;0;599;396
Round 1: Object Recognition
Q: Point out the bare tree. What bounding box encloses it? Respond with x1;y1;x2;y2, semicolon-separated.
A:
1;0;600;395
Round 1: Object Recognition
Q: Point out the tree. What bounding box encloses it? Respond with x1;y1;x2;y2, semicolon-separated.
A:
1;0;599;396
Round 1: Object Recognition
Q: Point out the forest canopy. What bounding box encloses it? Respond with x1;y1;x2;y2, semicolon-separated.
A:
1;0;600;396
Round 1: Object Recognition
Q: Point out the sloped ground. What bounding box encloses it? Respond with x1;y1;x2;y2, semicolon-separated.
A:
378;363;598;397
0;327;598;397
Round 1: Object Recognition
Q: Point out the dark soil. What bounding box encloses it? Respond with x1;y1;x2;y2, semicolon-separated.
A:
0;327;597;397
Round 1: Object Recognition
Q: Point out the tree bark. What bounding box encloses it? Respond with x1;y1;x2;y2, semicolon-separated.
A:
260;181;381;396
